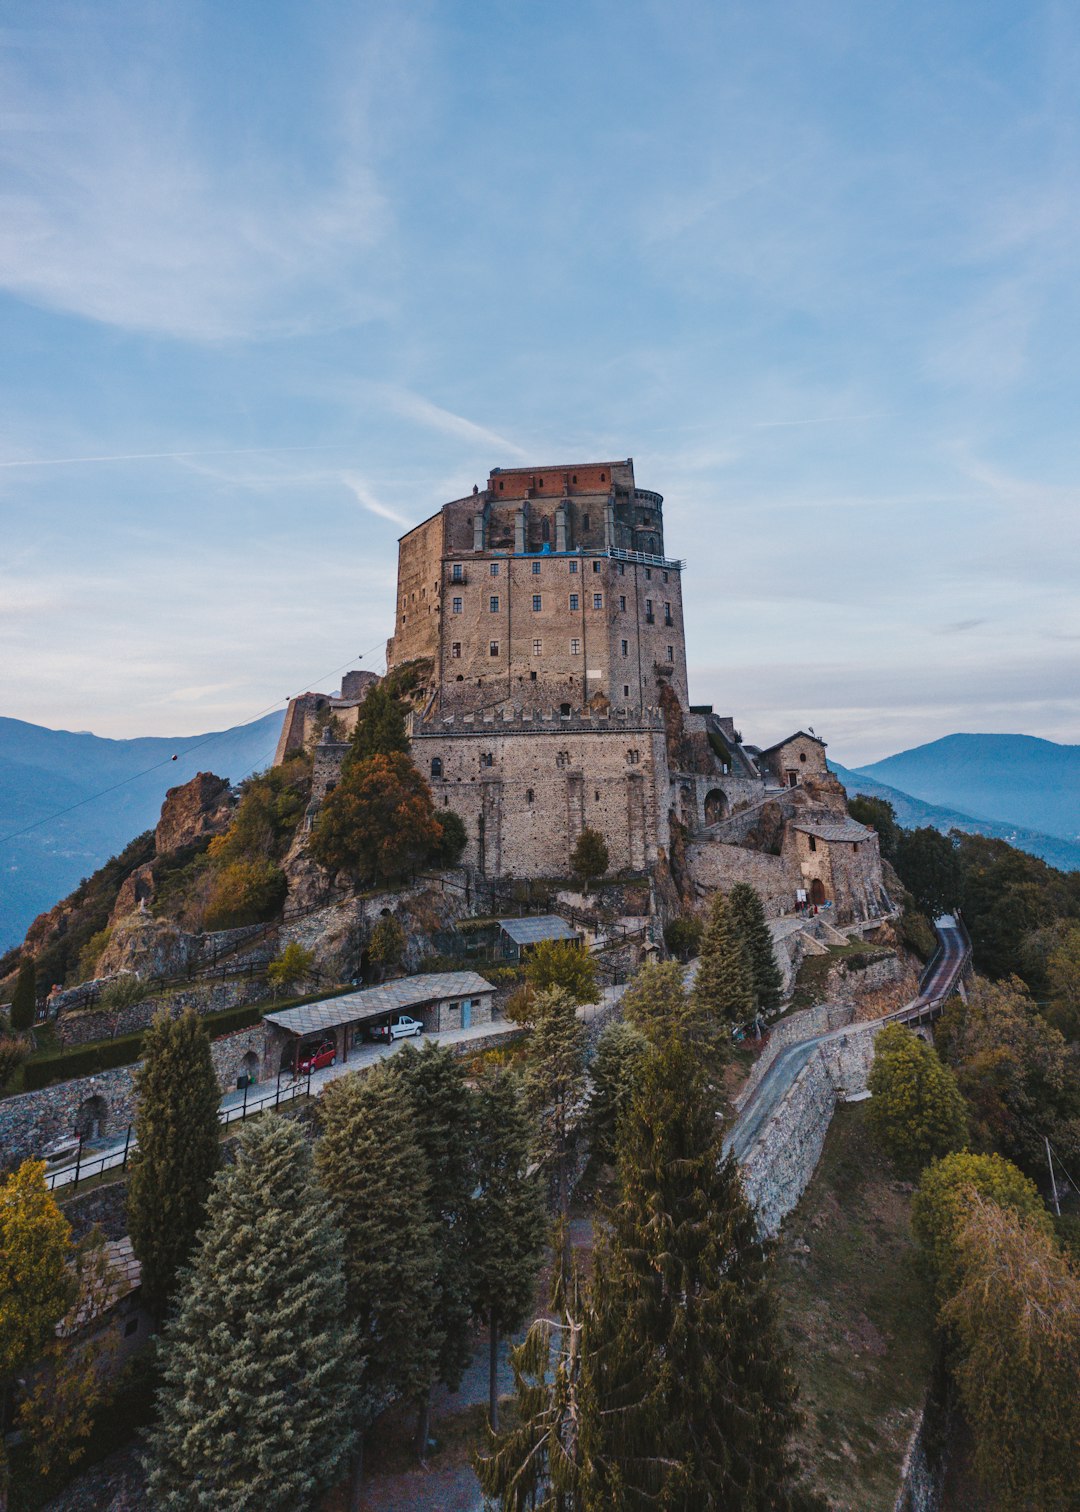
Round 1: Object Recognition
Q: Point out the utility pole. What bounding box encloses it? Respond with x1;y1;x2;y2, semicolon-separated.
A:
1045;1137;1061;1218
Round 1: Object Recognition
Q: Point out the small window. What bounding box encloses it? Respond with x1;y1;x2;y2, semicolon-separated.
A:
593;560;601;573
538;477;544;487
569;560;579;574
645;598;653;616
800;751;807;762
532;594;542;612
600;473;605;482
490;562;500;577
124;1316;139;1338
526;788;534;803
489;640;499;656
619;595;626;611
664;601;671;617
542;517;550;542
593;593;603;609
621;639;628;655
582;512;591;530
594;790;600;802
627;748;639;763
617;562;625;575
645;567;652;580
569;593;579;611
451;563;463;581
809;834;817;852
572;474;577;483
489;595;499;612
570;637;581;655
532;638;543;655
532;560;541;575
452;596;463;614
561;703;572;717
480;752;494;768
431;757;443;778
666;645;674;661
623;684;630;698
663;571;669;583
451;642;461;659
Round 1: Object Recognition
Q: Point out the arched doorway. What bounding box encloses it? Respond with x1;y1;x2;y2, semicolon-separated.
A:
75;1094;108;1141
241;1051;259;1085
704;789;729;826
810;878;827;906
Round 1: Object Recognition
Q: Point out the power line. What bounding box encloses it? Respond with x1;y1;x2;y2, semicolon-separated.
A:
0;644;386;849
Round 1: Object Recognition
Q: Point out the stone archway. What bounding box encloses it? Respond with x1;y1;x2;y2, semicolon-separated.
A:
703;788;729;826
810;878;827;906
241;1050;259;1084
75;1093;108;1141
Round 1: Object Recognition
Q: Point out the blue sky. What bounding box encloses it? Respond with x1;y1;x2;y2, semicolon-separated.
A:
2;0;1078;766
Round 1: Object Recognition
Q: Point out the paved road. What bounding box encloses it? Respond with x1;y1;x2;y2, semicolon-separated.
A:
725;918;969;1164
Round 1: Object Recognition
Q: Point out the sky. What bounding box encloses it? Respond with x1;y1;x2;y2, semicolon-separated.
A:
1;0;1078;768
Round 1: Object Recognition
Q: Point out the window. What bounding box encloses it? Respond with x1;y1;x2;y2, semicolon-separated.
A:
556;750;570;768
569;593;579;611
526;788;534;803
666;645;674;661
800;751;807;762
490;562;500;577
532;638;543;656
451;563;463;581
124;1316;139;1338
569;559;579;574
542;516;551;542
593;593;603;609
664;601;672;623
663;571;669;583
621;639;628;655
451;642;461;659
619;595;626;611
809;834;817;852
593;560;601;573
489;595;500;612
582;512;591;530
561;703;572;717
431;757;443;778
532;594;542;611
530;669;537;680
617;561;625;575
532;560;541;575
627;748;640;764
570;637;581;655
489;640;499;656
480;752;494;768
452;596;463;614
645;567;652;580
645;598;654;622
623;684;631;698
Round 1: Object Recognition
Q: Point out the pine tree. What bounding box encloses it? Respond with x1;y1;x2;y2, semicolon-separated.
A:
586;1020;650;1164
385;1042;477;1454
315;1061;441;1485
143;1117;359;1512
619;959;688;1047
570;827;610;891
727;882;784;1014
346;681;409;764
10;956;36;1032
524;989;587;1265
689;890;753;1054
470;1068;547;1430
127;1010;221;1320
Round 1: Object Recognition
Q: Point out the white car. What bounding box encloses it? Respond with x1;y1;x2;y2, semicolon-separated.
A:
369;1014;424;1043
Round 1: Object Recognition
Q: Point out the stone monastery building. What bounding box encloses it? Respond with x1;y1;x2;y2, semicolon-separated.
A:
276;459;889;922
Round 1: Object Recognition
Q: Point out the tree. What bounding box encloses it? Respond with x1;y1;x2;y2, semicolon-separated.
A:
144;1117;359;1512
663;911;703;961
99;972;149;1013
570;827;609;891
911;1149;1052;1301
586;1019;650;1165
315;1061;440;1492
10;956;36;1032
430;809;468;867
266;940;316;994
865;1024;968;1176
1047;922;1080;1041
620;959;688;1046
367;914;406;975
942;1198;1080;1512
893;827;961;918
310;752;442;883
385;1043;477;1455
524;988;587;1262
846;796;900;860
470;1069;547;1430
0;1036;28;1090
127;1010;221;1320
688;890;752;1054
202;858;287;930
728;882;784;1013
346;681;409;764
525;937;600;1006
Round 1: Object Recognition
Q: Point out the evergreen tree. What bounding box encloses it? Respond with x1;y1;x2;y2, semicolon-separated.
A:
385;1042;477;1453
10;956;36;1032
727;882;784;1014
144;1117;359;1512
315;1061;440;1482
619;959;688;1047
525;937;600;1005
470;1068;547;1430
346;681;409;764
524;989;587;1264
570;827;609;891
866;1023;968;1175
688;890;752;1057
893;826;962;918
586;1020;650;1165
127;1010;221;1320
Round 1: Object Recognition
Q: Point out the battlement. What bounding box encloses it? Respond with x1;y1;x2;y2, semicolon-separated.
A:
409;704;666;737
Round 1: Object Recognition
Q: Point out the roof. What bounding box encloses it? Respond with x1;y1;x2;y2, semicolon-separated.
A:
757;730;828;757
264;971;496;1038
792;817;872;844
499;915;581;947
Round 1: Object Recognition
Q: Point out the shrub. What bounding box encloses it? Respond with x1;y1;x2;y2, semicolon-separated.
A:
664;913;703;961
267;942;316;994
99;974;149;1013
11;957;36;1032
202;859;287;931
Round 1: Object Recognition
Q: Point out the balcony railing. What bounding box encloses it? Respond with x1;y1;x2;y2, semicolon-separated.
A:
608;546;685;570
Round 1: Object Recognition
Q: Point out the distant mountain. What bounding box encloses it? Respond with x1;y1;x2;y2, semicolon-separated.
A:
855;734;1080;844
830;761;1080;873
0;712;284;951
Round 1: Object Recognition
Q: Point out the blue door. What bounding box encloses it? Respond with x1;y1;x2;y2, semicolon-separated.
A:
461;998;472;1028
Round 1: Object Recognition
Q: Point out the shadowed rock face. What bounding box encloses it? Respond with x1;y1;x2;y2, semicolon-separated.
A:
154;772;233;856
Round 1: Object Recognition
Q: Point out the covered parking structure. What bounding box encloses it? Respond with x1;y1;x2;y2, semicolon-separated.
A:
498;914;583;963
261;970;497;1075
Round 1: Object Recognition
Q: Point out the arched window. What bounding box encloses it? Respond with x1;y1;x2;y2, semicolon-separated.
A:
431;757;443;778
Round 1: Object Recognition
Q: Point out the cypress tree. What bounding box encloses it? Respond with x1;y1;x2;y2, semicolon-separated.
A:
346;682;409;764
470;1068;547;1430
689;890;753;1052
523;988;587;1267
315;1061;440;1489
127;1010;221;1320
728;882;784;1014
10;956;36;1032
385;1042;477;1454
586;1020;650;1164
144;1117;359;1512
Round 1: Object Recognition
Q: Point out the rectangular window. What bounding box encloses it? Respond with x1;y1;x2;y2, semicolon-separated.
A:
489;595;499;612
532;560;541;575
666;645;674;661
645;567;652;580
582;512;591;530
532;594;542;612
570;637;581;655
593;559;601;573
569;593;579;611
593;593;603;609
663;571;669;583
569;560;579;574
621;639;628;656
623;684;631;698
489;640;499;657
451;642;461;659
490;562;500;577
617;562;625;575
645;598;653;616
452;596;463;614
532;638;543;656
619;595;626;611
451;563;463;582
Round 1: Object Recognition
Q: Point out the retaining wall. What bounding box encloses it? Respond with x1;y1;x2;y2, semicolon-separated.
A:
55;978;275;1047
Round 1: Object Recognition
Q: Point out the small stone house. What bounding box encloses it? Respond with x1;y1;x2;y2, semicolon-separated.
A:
756;732;829;789
782;816;884;920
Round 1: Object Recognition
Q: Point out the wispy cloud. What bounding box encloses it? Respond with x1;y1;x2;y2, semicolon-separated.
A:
342;474;410;527
0;444;351;470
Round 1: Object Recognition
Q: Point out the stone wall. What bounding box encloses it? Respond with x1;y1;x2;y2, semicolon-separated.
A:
685;840;796;914
59;1179;128;1241
893;1395;948;1512
735;1000;860;1111
55;977;274;1046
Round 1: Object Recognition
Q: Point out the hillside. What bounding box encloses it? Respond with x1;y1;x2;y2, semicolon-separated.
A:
0;712;284;950
855;734;1080;843
830;761;1080;874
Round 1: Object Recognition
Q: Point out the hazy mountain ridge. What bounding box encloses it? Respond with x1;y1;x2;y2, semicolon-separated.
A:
0;712;284;950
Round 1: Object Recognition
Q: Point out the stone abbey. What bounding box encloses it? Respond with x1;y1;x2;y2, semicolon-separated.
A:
277;459;888;922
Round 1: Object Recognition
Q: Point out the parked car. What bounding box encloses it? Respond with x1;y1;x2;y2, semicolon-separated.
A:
368;1015;424;1043
295;1040;337;1076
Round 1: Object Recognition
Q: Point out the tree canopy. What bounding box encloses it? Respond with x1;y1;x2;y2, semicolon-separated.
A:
570;826;609;890
727;882;783;1013
893;826;962;918
525;937;600;1006
346;682;409;764
866;1024;968;1176
310;751;443;882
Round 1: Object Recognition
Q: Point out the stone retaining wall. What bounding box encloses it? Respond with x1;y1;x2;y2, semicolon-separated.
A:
685;842;795;916
736;1001;859;1111
893;1395;948;1512
55;978;274;1046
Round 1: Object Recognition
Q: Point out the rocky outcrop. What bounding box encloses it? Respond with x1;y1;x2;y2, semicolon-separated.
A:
154;771;233;856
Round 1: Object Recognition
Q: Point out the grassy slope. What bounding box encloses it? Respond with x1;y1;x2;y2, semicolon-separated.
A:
775;1100;934;1511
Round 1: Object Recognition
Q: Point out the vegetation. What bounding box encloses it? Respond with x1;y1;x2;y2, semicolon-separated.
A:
127;1011;222;1319
663;911;703;960
345;681;409;764
569;826;609;891
10;957;36;1032
98;973;148;1013
310;751;442;883
865;1023;968;1176
266;941;316;994
620;959;688;1046
846;794;900;860
0;1035;28;1089
688;889;752;1056
893;826;962;918
145;1118;359;1511
367;914;406;974
524;937;599;1005
586;1019;650;1165
1047;920;1080;1040
523;988;586;1256
728;881;784;1012
911;1150;1051;1299
429;807;468;867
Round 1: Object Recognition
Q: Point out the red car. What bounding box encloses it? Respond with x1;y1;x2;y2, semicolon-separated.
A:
295;1040;337;1076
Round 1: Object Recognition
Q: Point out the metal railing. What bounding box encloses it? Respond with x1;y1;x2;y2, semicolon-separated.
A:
607;546;686;570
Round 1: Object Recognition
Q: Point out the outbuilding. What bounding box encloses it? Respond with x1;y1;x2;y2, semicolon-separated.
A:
756;731;829;789
497;915;583;963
